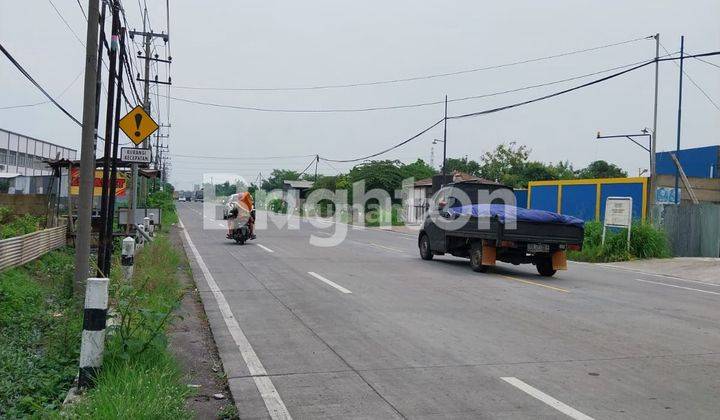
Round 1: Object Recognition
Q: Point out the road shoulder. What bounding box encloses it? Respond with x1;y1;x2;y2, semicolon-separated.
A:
168;225;239;419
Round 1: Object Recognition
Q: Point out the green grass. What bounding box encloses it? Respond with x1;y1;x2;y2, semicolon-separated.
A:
0;249;82;418
568;220;671;262
68;234;191;419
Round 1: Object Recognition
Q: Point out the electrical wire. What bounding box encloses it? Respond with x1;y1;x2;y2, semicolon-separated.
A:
692;56;720;70
75;0;88;21
320;119;444;163
0;70;83;110
166;55;671;114
318;51;720;163
0;42;83;126
173;35;653;92
170;153;317;160
448;54;719;120
660;43;720;112
47;0;85;47
298;157;318;176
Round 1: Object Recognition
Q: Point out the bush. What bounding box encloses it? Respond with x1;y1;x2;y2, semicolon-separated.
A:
568;220;670;262
0;212;43;239
0;249;82;418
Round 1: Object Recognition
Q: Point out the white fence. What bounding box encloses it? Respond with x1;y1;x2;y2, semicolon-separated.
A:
0;225;67;271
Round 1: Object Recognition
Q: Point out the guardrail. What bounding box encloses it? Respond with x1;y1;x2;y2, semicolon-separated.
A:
0;225;67;271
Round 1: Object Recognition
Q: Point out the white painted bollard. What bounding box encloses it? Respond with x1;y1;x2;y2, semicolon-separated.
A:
78;277;109;388
143;217;151;237
136;224;146;248
148;213;156;236
121;236;135;280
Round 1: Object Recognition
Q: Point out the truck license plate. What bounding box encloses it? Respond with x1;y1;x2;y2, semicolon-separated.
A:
527;243;549;253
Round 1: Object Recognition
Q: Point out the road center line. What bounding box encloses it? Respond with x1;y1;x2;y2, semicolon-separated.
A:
308;271;352;294
501;377;594;420
495;274;569;293
257;244;275;253
179;218;291;419
635;278;720;296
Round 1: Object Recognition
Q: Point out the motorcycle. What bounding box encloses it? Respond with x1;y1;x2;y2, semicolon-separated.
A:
230;223;251;245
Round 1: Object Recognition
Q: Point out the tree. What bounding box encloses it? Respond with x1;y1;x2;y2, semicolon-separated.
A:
261;169;301;191
576;160;627;179
478;142;530;183
444;157;482;176
347;160;405;194
400;158;436;181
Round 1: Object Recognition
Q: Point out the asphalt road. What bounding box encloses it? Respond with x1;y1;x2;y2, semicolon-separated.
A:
177;202;720;420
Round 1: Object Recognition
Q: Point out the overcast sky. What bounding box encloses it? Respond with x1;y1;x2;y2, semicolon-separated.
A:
2;0;719;189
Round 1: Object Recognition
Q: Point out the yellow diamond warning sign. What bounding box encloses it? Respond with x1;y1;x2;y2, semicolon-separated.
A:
119;105;159;145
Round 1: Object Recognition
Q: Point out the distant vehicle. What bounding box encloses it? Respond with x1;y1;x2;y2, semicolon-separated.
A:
178;196;186;202
418;181;584;277
194;190;204;202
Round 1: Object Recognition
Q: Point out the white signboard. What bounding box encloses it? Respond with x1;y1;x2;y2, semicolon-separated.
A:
602;196;632;249
120;147;152;163
604;196;632;227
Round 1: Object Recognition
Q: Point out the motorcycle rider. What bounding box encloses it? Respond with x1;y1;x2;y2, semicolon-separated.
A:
226;191;256;240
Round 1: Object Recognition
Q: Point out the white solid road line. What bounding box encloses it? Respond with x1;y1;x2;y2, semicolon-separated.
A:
635;278;720;296
308;271;352;294
501;377;595;420
257;244;275;253
572;261;720;288
179;218;291;420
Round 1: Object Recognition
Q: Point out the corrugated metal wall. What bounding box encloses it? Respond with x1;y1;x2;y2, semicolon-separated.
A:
528;177;648;222
653;203;720;257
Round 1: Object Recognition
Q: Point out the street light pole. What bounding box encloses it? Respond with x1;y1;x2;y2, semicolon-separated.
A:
441;95;448;186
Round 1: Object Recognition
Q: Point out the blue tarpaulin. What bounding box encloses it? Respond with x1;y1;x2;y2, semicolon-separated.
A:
447;204;584;228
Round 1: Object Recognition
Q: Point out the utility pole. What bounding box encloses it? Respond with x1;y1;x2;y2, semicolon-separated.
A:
74;0;101;296
103;26;126;276
129;11;170;227
97;4;120;277
650;33;660;220
441;95;448;186
314;155;319;183
674;36;685;204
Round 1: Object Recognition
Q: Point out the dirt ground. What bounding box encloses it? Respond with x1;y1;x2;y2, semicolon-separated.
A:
168;226;238;419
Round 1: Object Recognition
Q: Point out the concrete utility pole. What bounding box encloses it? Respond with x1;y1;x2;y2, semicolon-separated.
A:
674;36;685;204
649;33;660;220
74;0;101;296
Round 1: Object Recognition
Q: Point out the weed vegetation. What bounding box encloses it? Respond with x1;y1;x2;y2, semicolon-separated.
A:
568;220;671;262
0;249;81;417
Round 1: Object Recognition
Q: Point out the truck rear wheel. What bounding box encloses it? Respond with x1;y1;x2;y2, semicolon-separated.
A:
536;258;556;277
419;234;433;260
469;245;489;273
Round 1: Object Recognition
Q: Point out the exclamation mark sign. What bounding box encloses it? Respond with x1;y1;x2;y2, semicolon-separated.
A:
134;113;142;137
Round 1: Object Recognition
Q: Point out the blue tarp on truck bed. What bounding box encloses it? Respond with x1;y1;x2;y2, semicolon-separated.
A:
447;204;585;228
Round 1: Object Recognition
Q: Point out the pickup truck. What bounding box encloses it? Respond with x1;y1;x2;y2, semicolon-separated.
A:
418;180;584;276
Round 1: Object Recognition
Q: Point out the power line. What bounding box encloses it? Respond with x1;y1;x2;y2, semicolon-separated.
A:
167;55;670;114
0;42;82;126
170;153;317;160
660;43;720;112
320;119;444;163
75;0;88;21
47;0;85;47
173;35;653;92
0;70;83;110
298;157;318;176
448;53;720;120
692;56;720;70
317;51;720;163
